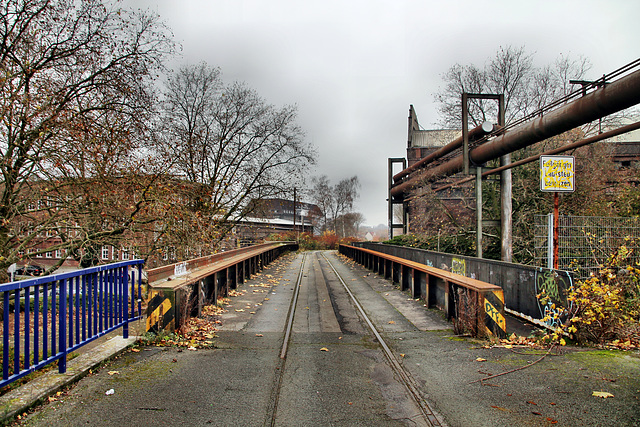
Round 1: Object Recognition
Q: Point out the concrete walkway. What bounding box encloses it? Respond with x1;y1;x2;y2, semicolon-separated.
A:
0;336;136;422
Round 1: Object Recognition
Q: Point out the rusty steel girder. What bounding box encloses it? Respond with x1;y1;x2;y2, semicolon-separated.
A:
390;67;640;199
392;122;495;183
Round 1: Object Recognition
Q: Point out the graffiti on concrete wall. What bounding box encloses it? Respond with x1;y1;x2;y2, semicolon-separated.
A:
451;257;466;276
534;268;574;327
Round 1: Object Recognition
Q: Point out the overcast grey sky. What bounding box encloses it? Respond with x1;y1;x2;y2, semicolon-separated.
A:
128;0;640;227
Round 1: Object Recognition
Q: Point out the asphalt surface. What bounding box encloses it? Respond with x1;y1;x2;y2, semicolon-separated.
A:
10;250;640;426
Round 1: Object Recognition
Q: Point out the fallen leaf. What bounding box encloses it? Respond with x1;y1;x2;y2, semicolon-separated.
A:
235;309;244;312
592;391;614;398
255;334;264;337
388;321;395;324
491;405;506;411
320;347;329;352
108;371;119;375
527;401;537;405
188;346;197;351
476;357;487;362
131;348;140;353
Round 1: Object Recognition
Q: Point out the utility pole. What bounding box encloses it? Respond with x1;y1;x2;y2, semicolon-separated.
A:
293;188;298;241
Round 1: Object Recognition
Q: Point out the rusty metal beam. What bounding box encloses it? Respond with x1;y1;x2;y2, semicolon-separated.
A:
427;120;640;194
392;122;496;183
390;67;640;199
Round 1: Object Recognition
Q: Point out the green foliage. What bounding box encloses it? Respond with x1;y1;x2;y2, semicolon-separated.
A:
538;243;640;348
266;231;357;251
384;233;481;257
614;185;640;217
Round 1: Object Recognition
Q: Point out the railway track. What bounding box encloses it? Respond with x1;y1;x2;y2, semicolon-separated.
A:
20;250;449;426
265;251;443;427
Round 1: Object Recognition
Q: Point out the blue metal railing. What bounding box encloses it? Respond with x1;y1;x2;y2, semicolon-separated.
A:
0;260;144;389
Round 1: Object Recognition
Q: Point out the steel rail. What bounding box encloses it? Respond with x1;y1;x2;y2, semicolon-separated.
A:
280;253;306;359
265;253;306;427
321;252;443;427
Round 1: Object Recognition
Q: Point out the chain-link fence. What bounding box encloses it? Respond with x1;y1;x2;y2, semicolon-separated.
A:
534;214;640;279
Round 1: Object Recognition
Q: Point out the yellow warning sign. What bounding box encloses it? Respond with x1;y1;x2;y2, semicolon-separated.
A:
540;155;575;192
484;298;506;333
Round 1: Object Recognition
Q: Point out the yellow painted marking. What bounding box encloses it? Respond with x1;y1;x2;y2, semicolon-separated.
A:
484;299;506;332
146;297;172;331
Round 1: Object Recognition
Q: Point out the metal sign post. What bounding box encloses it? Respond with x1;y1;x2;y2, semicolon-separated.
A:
540;155;575;269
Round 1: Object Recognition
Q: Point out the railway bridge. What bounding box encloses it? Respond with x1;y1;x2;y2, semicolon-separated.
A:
4;247;639;426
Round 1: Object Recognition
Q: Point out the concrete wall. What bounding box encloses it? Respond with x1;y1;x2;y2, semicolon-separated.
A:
356;242;574;325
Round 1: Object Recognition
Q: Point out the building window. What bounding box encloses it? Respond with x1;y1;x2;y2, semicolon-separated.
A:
122;249;129;260
55;249;61;259
46;251;52;258
102;246;109;260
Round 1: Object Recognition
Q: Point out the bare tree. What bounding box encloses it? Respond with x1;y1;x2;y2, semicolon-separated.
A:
331;176;360;235
310;175;360;237
310;175;333;232
0;0;174;276
336;212;365;238
434;46;592;128
157;63;316;250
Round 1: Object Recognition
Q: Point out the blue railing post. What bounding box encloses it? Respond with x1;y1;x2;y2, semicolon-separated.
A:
24;287;30;370
3;292;9;380
137;264;143;316
98;271;103;333
13;290;19;376
34;284;40;365
51;283;57;356
68;278;73;350
123;267;129;339
59;279;67;374
43;283;49;368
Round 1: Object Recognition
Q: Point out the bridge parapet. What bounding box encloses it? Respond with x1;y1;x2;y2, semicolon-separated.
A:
340;244;506;338
146;242;298;332
351;241;574;331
